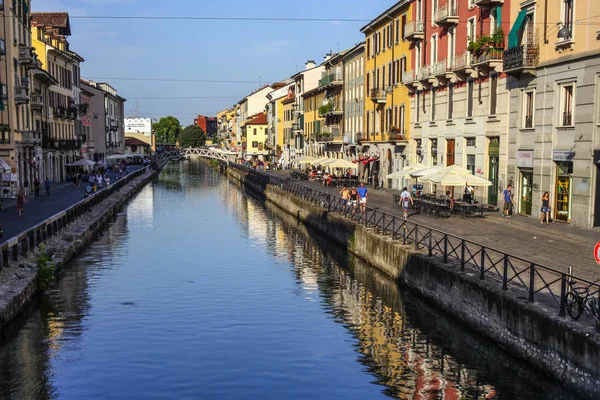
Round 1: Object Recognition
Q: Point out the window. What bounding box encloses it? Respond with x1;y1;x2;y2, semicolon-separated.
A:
252;141;258;148
367;38;371;58
562;0;574;40
467;79;474;118
468;17;476;45
489;73;498;116
448;27;455;68
395;19;399;43
382;28;386;50
366;72;370;93
416;91;420;123
466;137;476;146
432;0;438;23
400;106;405;131
253;128;257;135
401;15;406;39
523;90;534;128
431;34;438;63
388;23;393;47
560;83;574;126
388;62;392;86
466;155;476;175
431;89;436;122
448;84;454;119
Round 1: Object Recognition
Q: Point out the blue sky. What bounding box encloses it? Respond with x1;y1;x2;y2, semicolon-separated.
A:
35;0;395;125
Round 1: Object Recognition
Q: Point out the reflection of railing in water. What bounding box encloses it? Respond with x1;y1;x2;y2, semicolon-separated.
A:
230;163;600;330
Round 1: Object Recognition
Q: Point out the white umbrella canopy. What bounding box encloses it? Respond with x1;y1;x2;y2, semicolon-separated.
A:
323;159;357;169
66;158;96;167
387;169;413;178
413;166;442;178
106;154;127;160
313;157;332;165
296;155;316;163
402;162;429;171
463;174;492;187
425;165;492;187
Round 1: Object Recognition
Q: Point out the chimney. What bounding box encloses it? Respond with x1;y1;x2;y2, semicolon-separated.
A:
305;60;316;70
324;51;334;62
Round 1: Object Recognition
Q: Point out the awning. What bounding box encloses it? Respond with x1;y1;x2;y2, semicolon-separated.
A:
508;9;528;49
0;157;10;173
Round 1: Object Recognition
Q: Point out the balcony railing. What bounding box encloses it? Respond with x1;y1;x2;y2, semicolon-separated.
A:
67;106;78;120
452;52;471;71
318;101;343;117
431;60;448;77
503;44;539;74
370;88;387;104
471;47;504;66
563;111;572;126
401;70;417;85
20;130;42;144
323;125;342;138
434;2;458;25
524;115;533;128
14;86;29;104
318;67;343;88
388;129;407;142
474;0;504;6
403;21;425;40
31;94;44;109
18;45;35;64
417;67;431;81
57;140;79;150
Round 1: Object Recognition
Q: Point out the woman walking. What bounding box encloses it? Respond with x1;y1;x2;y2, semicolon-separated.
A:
16;189;25;217
540;192;551;225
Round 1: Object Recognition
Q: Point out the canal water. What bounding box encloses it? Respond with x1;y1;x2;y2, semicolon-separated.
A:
0;161;583;399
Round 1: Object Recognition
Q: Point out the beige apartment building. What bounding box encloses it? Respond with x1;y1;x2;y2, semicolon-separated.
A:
342;42;365;158
505;0;600;228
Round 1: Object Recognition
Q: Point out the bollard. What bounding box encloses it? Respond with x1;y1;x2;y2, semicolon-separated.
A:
460;240;466;270
559;274;567;317
528;264;536;302
502;254;509;290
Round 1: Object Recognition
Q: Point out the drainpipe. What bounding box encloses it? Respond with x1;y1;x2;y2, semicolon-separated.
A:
543;0;548;44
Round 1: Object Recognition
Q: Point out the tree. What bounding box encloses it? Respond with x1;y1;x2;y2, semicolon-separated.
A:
178;125;206;148
153;116;181;145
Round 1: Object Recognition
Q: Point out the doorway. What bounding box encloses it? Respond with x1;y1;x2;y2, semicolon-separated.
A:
520;170;533;215
488;156;499;205
595;150;600;227
555;161;573;222
446;139;455;166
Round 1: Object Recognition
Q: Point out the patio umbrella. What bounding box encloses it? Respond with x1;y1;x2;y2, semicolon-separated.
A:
106;154;127;160
425;165;492;187
313;157;332;165
296;155;316;163
387;162;430;179
322;159;357;169
412;166;442;178
66;158;96;167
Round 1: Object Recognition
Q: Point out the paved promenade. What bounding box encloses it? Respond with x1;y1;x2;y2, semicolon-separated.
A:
270;170;600;282
0;166;143;243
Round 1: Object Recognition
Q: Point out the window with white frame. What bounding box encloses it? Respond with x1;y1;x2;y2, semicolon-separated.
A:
432;0;438;25
431;34;438;63
431;88;436;122
467;78;474;118
467;17;476;46
522;90;534;128
561;0;574;40
448;84;454;120
559;83;574;126
400;105;405;132
489;73;498;116
448;27;455;69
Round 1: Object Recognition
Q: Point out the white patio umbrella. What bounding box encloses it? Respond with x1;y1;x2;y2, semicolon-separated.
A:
412;166;443;179
313;157;332;165
387;162;429;179
66;158;96;167
425;165;492;187
296;155;316;163
322;159;357;169
106;154;127;160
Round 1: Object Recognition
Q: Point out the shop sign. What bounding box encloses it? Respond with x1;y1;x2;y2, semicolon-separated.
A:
517;150;533;168
595;241;600;266
553;150;574;162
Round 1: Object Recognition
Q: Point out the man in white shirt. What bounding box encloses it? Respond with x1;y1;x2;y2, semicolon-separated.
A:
400;187;413;219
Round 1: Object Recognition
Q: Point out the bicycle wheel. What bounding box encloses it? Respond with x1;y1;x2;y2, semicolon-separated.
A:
565;292;582;320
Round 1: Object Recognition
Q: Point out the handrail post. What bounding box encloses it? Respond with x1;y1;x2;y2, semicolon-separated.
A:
559;274;567;317
327;194;331;212
414;225;419;250
460;240;465;271
443;235;448;263
392;218;396;240
529;264;535;302
428;229;433;257
502;254;509;290
402;222;407;245
480;247;485;280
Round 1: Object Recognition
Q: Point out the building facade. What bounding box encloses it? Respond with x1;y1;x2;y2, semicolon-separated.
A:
319;52;346;155
361;0;413;188
341;42;366;158
194;115;217;138
244;113;268;158
266;82;292;160
291;61;324;159
505;0;600;228
124;117;155;151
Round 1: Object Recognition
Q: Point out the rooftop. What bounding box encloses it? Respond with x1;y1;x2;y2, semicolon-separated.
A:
125;137;151;147
32;12;71;35
245;113;268;125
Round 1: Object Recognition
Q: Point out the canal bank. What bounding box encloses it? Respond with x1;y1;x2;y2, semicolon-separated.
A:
226;164;600;396
0;167;157;332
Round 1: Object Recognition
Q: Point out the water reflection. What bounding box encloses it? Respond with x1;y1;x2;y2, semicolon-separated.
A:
0;161;582;400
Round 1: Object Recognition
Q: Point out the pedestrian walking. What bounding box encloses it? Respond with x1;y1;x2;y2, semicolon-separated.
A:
540;192;551;225
400;187;413;220
16;189;24;217
23;178;29;197
33;178;40;199
503;184;514;217
357;183;368;213
340;186;350;208
349;187;358;210
72;173;78;188
45;178;51;197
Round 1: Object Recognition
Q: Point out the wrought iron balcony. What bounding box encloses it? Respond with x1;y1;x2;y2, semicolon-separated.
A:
474;0;504;6
318;101;343;117
503;44;539;75
401;70;416;85
471;47;504;69
388;129;407;142
54;106;67;119
563;111;572;126
323;125;342;138
524;115;533;128
431;60;447;77
31;94;44;109
404;21;425;40
66;106;78;120
417;67;432;82
14;86;29;104
434;2;458;25
318;68;343;89
18;45;35;65
370;88;387;104
452;52;473;72
20;130;42;145
57;139;79;150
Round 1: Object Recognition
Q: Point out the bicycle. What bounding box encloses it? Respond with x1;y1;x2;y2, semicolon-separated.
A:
565;280;599;321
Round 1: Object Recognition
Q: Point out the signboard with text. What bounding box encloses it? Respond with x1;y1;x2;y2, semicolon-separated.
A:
552;150;575;162
595;241;600;266
124;118;152;135
517;150;533;168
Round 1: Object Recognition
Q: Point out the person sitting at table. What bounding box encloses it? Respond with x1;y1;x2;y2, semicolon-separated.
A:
445;190;454;209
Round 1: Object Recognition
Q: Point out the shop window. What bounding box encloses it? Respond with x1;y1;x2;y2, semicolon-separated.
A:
467;155;475;174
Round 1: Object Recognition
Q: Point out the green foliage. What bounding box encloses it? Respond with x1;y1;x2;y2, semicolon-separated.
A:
36;244;55;291
152;116;182;145
178;125;206;148
209;159;219;168
468;31;504;55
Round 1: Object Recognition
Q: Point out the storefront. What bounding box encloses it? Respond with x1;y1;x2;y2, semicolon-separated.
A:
517;150;534;215
488;138;500;205
553;150;574;222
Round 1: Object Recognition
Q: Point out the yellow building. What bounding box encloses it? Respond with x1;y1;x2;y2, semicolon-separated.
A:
503;0;600;228
360;0;412;187
317;52;346;150
302;88;325;157
244;113;268;158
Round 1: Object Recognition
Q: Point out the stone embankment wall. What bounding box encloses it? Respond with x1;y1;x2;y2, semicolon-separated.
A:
227;166;600;397
0;168;157;332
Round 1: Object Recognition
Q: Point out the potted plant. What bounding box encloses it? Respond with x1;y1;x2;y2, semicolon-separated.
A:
492;28;505;48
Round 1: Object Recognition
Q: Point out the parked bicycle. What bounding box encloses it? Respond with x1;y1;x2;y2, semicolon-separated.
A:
565;279;600;321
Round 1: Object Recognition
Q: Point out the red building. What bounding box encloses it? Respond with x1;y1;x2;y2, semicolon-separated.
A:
194;115;218;138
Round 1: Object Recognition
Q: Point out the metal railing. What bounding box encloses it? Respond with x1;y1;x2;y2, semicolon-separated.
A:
404;21;425;39
503;44;539;72
434;2;458;24
401;70;416;85
0;167;150;272
229;163;600;330
452;52;471;71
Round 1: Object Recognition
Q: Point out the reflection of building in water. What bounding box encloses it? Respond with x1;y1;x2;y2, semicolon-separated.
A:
127;184;154;228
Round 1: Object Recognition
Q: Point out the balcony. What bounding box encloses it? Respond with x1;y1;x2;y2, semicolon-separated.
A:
434;2;458;25
18;46;35;65
109;120;119;132
20;130;42;145
417;67;431;82
67;106;78;120
503;44;539;76
57;140;79;150
370;88;387;104
323;125;342;139
471;47;504;71
31;94;44;109
318;67;343;89
388;129;407;143
54;106;67;119
318;101;343;117
452;52;476;77
474;0;504;6
401;70;417;85
315;132;330;143
14;86;29;104
403;21;425;41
